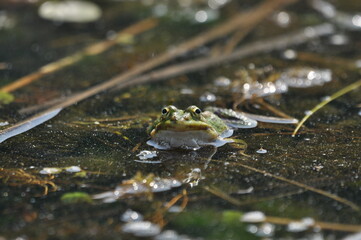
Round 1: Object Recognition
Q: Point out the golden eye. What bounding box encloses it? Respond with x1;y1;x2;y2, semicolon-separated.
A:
161;108;168;115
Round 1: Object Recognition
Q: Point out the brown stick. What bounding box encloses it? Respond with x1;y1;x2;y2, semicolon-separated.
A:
0;18;159;93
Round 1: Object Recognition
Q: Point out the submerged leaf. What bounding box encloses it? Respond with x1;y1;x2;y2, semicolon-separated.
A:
0;91;14;104
61;192;93;204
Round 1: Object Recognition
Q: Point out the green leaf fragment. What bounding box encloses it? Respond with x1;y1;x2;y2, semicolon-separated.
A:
0;91;14;104
61;192;93;204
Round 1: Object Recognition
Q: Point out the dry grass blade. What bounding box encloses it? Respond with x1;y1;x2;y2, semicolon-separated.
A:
231;160;360;211
0;18;159;93
292;79;361;136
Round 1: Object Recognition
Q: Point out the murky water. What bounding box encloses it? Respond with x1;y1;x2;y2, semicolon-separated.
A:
0;0;360;239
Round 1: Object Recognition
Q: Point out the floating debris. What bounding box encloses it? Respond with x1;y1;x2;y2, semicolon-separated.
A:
282;49;297;60
180;88;194;95
168;205;183;213
65;166;82;173
236;186;254;194
0;121;9;127
243;80;288;99
278;68;332;88
183;168;203;187
40;166;84;175
120;209;144;222
136;150;158;160
241;211;266;223
257;223;275;237
38;1;102;23
194;9;219;23
256;148;267;154
273;11;291;28
287;221;309;232
240;67;332;99
122;221;161;237
329;34;350;45
214;76;231;87
39;167;62;175
92;173;182;203
199;92;216;102
287;218;315;233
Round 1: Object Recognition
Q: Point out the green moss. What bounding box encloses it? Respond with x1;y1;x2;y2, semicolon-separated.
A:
61;192;93;204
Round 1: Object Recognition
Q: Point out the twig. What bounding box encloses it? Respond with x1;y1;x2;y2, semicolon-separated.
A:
222;0;295;54
0;18;159;93
112;23;334;91
292;79;361;136
253;98;297;120
204;185;305;206
230;160;360;211
297;52;358;70
223;26;254;54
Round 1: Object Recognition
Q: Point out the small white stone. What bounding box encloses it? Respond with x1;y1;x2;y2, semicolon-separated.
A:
241;211;266;223
256;148;267;154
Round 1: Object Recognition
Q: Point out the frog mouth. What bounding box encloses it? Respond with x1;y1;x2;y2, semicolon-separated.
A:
150;121;212;137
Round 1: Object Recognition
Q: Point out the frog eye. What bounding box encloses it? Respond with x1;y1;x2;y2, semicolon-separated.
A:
161;108;168;115
194;108;202;114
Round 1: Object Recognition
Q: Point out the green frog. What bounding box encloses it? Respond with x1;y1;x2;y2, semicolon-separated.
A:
147;105;253;150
